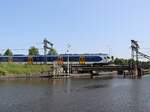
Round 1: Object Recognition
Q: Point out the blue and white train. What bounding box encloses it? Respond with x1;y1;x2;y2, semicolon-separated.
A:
0;53;110;65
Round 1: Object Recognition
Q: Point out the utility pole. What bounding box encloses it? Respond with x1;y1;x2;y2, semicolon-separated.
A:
44;39;47;64
106;45;111;57
108;46;111;57
67;44;71;76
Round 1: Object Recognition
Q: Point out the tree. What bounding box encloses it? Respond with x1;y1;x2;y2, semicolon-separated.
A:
48;48;58;55
114;58;129;65
28;46;39;56
111;56;114;62
4;49;13;56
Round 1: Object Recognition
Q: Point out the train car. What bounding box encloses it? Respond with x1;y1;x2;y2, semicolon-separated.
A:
0;53;110;65
57;54;110;65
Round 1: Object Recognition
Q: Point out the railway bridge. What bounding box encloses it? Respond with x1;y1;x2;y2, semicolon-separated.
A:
63;40;150;78
70;65;130;74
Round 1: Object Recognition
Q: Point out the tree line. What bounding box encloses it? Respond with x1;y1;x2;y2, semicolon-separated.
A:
112;57;150;69
0;46;58;56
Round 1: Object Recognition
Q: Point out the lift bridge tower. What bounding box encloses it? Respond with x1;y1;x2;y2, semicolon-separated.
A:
131;40;141;77
43;38;53;64
131;40;150;77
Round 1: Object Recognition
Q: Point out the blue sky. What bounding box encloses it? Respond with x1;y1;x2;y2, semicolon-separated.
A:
0;0;150;58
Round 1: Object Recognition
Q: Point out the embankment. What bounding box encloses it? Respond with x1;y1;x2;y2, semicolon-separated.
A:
0;64;52;78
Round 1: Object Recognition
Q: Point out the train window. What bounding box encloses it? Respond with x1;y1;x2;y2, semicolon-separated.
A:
61;56;79;62
12;56;28;62
85;56;102;62
63;57;67;61
13;57;22;62
47;57;57;62
0;57;8;62
85;57;92;62
52;57;57;61
69;57;79;62
107;56;110;59
33;57;43;62
47;57;52;61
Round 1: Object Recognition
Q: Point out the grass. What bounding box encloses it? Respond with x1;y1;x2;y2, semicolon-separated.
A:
0;64;52;76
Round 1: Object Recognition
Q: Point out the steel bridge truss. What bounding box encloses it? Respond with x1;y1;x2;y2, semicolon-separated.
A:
131;40;150;77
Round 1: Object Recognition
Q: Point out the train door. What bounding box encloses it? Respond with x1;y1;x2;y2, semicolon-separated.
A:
79;56;85;65
28;56;33;64
8;56;13;63
57;56;64;65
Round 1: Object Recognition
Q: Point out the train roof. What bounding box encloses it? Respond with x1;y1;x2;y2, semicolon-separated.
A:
0;53;108;57
59;53;108;56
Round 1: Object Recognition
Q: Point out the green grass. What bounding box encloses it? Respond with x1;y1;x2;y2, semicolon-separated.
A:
0;64;52;76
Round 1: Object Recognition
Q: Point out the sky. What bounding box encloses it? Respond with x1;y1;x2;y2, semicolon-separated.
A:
0;0;150;58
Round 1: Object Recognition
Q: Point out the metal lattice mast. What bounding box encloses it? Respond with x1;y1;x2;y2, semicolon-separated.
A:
43;38;53;64
131;40;140;77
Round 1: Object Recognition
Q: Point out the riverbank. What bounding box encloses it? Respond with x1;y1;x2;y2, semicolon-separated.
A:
0;64;52;77
0;64;117;79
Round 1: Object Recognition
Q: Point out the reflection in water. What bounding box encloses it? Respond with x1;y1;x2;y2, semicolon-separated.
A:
84;84;108;89
66;79;71;94
0;77;150;112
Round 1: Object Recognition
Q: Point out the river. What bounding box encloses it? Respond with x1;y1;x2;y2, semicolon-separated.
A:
0;76;150;112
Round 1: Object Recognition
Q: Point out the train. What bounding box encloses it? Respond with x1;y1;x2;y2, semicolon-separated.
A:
0;53;110;65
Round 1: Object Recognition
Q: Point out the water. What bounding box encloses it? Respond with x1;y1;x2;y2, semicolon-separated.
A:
0;76;150;112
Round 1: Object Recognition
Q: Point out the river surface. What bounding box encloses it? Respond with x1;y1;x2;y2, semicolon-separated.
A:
0;76;150;112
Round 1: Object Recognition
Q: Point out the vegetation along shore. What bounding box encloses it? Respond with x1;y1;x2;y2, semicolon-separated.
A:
0;64;52;77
